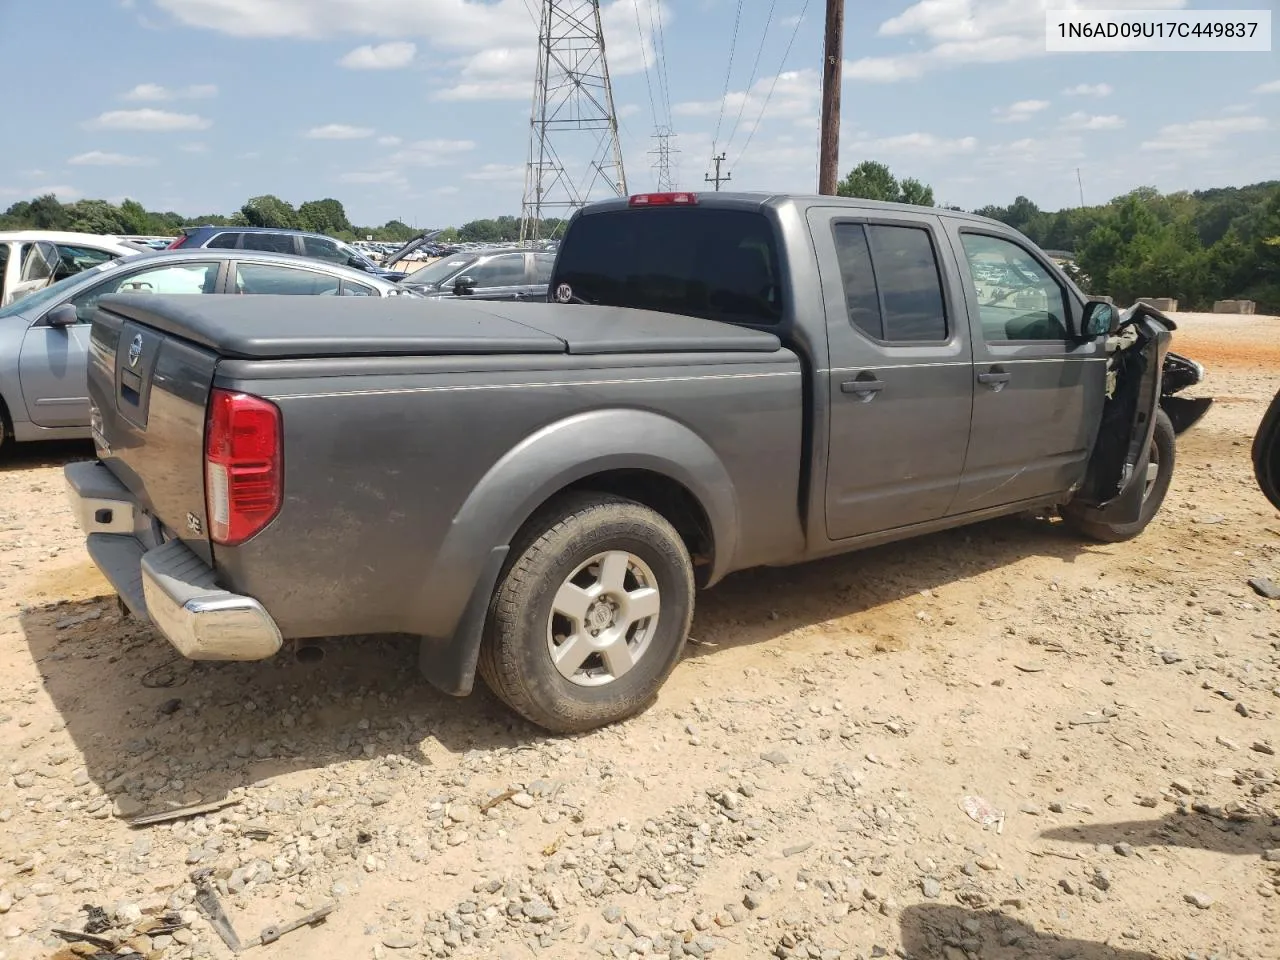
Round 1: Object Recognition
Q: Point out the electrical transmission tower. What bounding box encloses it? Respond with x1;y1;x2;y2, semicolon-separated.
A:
520;0;628;242
649;126;678;191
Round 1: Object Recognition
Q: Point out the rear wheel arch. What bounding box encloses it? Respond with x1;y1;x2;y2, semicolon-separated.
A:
0;390;13;452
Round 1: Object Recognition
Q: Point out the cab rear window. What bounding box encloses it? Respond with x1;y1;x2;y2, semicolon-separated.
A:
552;208;783;325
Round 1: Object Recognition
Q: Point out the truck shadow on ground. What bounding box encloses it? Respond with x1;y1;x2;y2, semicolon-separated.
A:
20;511;1092;813
686;511;1091;658
1041;813;1280;857
0;439;94;473
898;904;1160;960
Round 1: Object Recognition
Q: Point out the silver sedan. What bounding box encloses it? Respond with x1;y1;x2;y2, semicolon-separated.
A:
0;248;418;450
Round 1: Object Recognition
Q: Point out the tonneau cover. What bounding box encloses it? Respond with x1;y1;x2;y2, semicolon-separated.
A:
96;295;563;358
94;294;783;359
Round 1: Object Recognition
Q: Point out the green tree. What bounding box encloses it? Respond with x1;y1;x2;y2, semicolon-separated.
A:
240;195;301;229
26;194;71;230
836;161;900;202
298;198;352;235
897;177;935;207
65;199;129;235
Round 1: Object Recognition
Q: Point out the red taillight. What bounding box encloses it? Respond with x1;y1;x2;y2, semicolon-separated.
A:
205;389;282;546
166;234;188;249
628;192;698;207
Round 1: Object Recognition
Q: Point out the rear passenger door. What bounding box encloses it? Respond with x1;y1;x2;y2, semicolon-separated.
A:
944;226;1105;513
456;253;531;301
809;208;974;541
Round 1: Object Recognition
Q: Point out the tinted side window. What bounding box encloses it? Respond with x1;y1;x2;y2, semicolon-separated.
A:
832;223;884;341
531;253;556;285
234;263;339;295
466;255;527;287
207;232;241;249
70;261;221;322
303;235;348;264
341;279;376;297
552;208;783;325
240;233;296;254
864;225;947;342
959;233;1069;342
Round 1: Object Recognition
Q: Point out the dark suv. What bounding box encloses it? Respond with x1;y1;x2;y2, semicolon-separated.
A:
169;226;408;282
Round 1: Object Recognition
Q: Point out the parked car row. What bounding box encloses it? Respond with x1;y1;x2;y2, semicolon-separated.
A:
0;249;416;449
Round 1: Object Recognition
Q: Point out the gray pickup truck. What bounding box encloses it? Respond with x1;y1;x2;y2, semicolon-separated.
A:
67;191;1178;733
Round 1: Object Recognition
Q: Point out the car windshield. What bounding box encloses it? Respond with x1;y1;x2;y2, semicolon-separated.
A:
335;240;371;265
0;261;118;318
402;256;474;286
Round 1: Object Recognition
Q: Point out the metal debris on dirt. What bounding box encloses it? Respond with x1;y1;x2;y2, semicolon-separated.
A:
961;795;1006;833
125;796;240;827
191;867;334;953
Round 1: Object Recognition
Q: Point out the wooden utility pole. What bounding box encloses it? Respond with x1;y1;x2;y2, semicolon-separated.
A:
818;0;844;195
704;153;732;192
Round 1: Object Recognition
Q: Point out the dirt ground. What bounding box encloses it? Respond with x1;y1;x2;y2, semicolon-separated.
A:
1;312;1278;960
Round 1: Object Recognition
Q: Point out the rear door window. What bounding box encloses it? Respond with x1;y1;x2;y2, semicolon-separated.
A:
303;235;349;265
531;253;556;285
552;207;783;325
864;224;947;342
240;233;296;254
207;232;241;249
234;262;340;295
466;254;528;288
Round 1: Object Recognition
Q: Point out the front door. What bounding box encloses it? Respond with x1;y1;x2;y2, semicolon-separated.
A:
454;253;532;301
19;259;224;427
810;208;975;541
945;226;1107;513
7;241;60;306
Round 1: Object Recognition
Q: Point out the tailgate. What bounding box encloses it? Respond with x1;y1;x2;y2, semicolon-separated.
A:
87;299;216;564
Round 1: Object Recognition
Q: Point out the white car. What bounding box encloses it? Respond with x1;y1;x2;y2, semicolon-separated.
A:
0;231;147;308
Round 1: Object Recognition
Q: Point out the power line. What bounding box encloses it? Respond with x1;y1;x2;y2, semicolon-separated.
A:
632;0;659;128
712;0;745;155
723;0;779;154
648;0;674;128
732;0;811;172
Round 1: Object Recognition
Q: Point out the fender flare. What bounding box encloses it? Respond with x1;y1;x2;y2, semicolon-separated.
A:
411;407;740;644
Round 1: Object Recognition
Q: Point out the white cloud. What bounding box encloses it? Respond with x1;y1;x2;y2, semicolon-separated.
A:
0;184;81;200
673;69;820;134
1255;79;1280;94
850;132;979;156
338;41;416;69
305;123;375;139
68;150;156;166
992;99;1049;123
1063;83;1112;97
123;82;218;100
433;46;533;101
1141;115;1268;152
340;170;407;185
847;0;1188;82
1062;111;1125;131
377;135;403;146
179;141;209;153
464;163;525;183
388;138;476;165
86;109;212;131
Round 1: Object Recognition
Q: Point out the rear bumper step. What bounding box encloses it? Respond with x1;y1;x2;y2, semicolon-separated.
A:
66;462;282;661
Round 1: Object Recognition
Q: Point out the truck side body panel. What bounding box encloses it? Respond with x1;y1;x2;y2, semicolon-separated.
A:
209;350;805;641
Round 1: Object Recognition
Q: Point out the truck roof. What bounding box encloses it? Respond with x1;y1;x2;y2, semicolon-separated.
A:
576;191;1006;230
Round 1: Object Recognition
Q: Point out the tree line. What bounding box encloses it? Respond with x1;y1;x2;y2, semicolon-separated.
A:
3;171;1278;311
836;160;1280;313
0;193;565;246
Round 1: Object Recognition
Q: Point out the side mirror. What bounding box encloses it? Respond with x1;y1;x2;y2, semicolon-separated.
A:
1081;300;1118;339
46;303;79;328
453;276;476;296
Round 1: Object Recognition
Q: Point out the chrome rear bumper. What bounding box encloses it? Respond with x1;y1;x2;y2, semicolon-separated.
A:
65;461;282;661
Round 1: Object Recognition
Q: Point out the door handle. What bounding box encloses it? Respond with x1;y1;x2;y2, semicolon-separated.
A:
841;377;885;395
978;370;1011;387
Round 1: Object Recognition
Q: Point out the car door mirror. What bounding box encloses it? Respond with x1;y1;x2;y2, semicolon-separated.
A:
453;276;476;296
46;303;79;328
1081;299;1118;339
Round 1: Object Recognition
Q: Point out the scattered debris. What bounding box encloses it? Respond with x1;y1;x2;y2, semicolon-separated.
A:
126;796;239;827
961;796;1005;833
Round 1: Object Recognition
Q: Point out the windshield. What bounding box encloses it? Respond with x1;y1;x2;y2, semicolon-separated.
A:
551;207;784;325
0;260;119;318
402;256;474;286
335;240;373;266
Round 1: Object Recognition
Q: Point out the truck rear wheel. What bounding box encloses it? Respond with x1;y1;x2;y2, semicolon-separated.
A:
477;492;695;733
1063;409;1176;543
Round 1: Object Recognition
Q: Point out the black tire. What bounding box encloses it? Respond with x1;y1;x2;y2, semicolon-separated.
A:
477;492;695;733
0;397;12;456
1064;408;1176;543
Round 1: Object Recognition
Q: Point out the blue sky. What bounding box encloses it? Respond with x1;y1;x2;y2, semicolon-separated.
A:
0;0;1276;228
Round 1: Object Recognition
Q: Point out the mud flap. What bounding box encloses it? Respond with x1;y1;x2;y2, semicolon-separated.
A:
417;544;509;696
1068;308;1173;527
